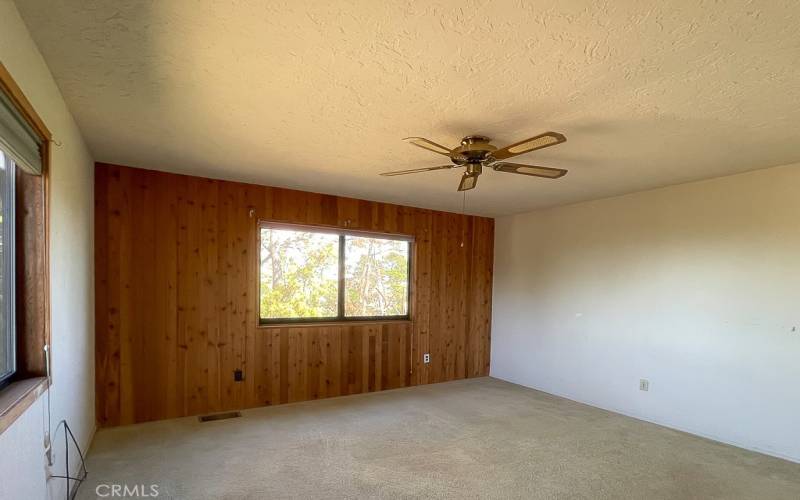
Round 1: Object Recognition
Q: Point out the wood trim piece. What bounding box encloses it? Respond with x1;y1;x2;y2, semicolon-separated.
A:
0;377;47;436
15;169;48;377
257;319;413;329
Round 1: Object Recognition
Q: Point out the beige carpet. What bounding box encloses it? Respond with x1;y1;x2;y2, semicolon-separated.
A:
77;377;800;499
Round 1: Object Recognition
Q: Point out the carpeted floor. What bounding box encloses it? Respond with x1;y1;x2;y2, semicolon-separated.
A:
77;377;800;499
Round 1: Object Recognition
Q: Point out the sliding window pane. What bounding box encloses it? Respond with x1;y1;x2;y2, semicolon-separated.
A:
0;151;14;384
344;236;409;317
260;227;339;319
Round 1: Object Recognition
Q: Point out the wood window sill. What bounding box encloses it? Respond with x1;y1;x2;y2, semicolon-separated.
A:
257;319;413;329
0;377;48;436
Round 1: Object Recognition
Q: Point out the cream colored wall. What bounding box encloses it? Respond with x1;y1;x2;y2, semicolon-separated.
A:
492;162;800;462
0;1;95;498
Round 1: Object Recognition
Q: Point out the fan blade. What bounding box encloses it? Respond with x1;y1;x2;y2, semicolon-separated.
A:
492;132;566;160
492;162;567;179
457;173;478;191
380;165;454;177
403;137;453;156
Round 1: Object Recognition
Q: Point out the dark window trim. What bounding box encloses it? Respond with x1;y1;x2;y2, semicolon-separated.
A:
258;221;413;325
261;221;414;242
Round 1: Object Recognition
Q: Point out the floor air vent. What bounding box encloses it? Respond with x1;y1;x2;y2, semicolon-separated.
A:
198;411;241;422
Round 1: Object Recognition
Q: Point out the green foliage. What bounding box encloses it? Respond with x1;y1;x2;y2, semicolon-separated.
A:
260;229;338;318
345;237;408;317
260;229;409;320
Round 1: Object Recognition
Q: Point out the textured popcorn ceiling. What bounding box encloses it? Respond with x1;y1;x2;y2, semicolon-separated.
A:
16;0;800;216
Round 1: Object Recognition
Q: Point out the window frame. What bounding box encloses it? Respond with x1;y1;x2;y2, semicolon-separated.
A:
0;62;52;436
257;221;413;326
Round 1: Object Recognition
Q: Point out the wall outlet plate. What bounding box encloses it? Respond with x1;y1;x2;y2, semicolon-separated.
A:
423;353;430;364
639;379;650;391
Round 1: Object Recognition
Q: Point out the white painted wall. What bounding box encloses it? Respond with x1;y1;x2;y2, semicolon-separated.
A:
0;1;95;498
491;163;800;463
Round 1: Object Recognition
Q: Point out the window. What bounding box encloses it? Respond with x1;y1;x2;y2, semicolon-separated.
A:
0;151;15;388
0;62;51;433
259;224;411;323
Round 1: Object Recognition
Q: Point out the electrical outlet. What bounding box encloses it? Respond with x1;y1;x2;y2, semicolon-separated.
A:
423;353;430;364
639;379;650;392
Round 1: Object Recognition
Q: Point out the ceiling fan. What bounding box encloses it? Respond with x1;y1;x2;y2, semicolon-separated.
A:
380;132;568;191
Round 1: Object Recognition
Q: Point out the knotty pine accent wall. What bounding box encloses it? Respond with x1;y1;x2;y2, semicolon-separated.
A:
95;163;494;426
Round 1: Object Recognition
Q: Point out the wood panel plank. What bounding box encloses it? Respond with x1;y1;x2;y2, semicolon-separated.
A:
287;328;307;403
130;168;157;422
411;209;432;386
154;174;180;418
117;166;134;424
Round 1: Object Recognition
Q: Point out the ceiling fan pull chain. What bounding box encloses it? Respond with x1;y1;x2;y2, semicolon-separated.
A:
460;191;466;248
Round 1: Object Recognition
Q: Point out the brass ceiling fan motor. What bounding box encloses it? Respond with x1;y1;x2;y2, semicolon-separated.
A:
380;132;568;191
